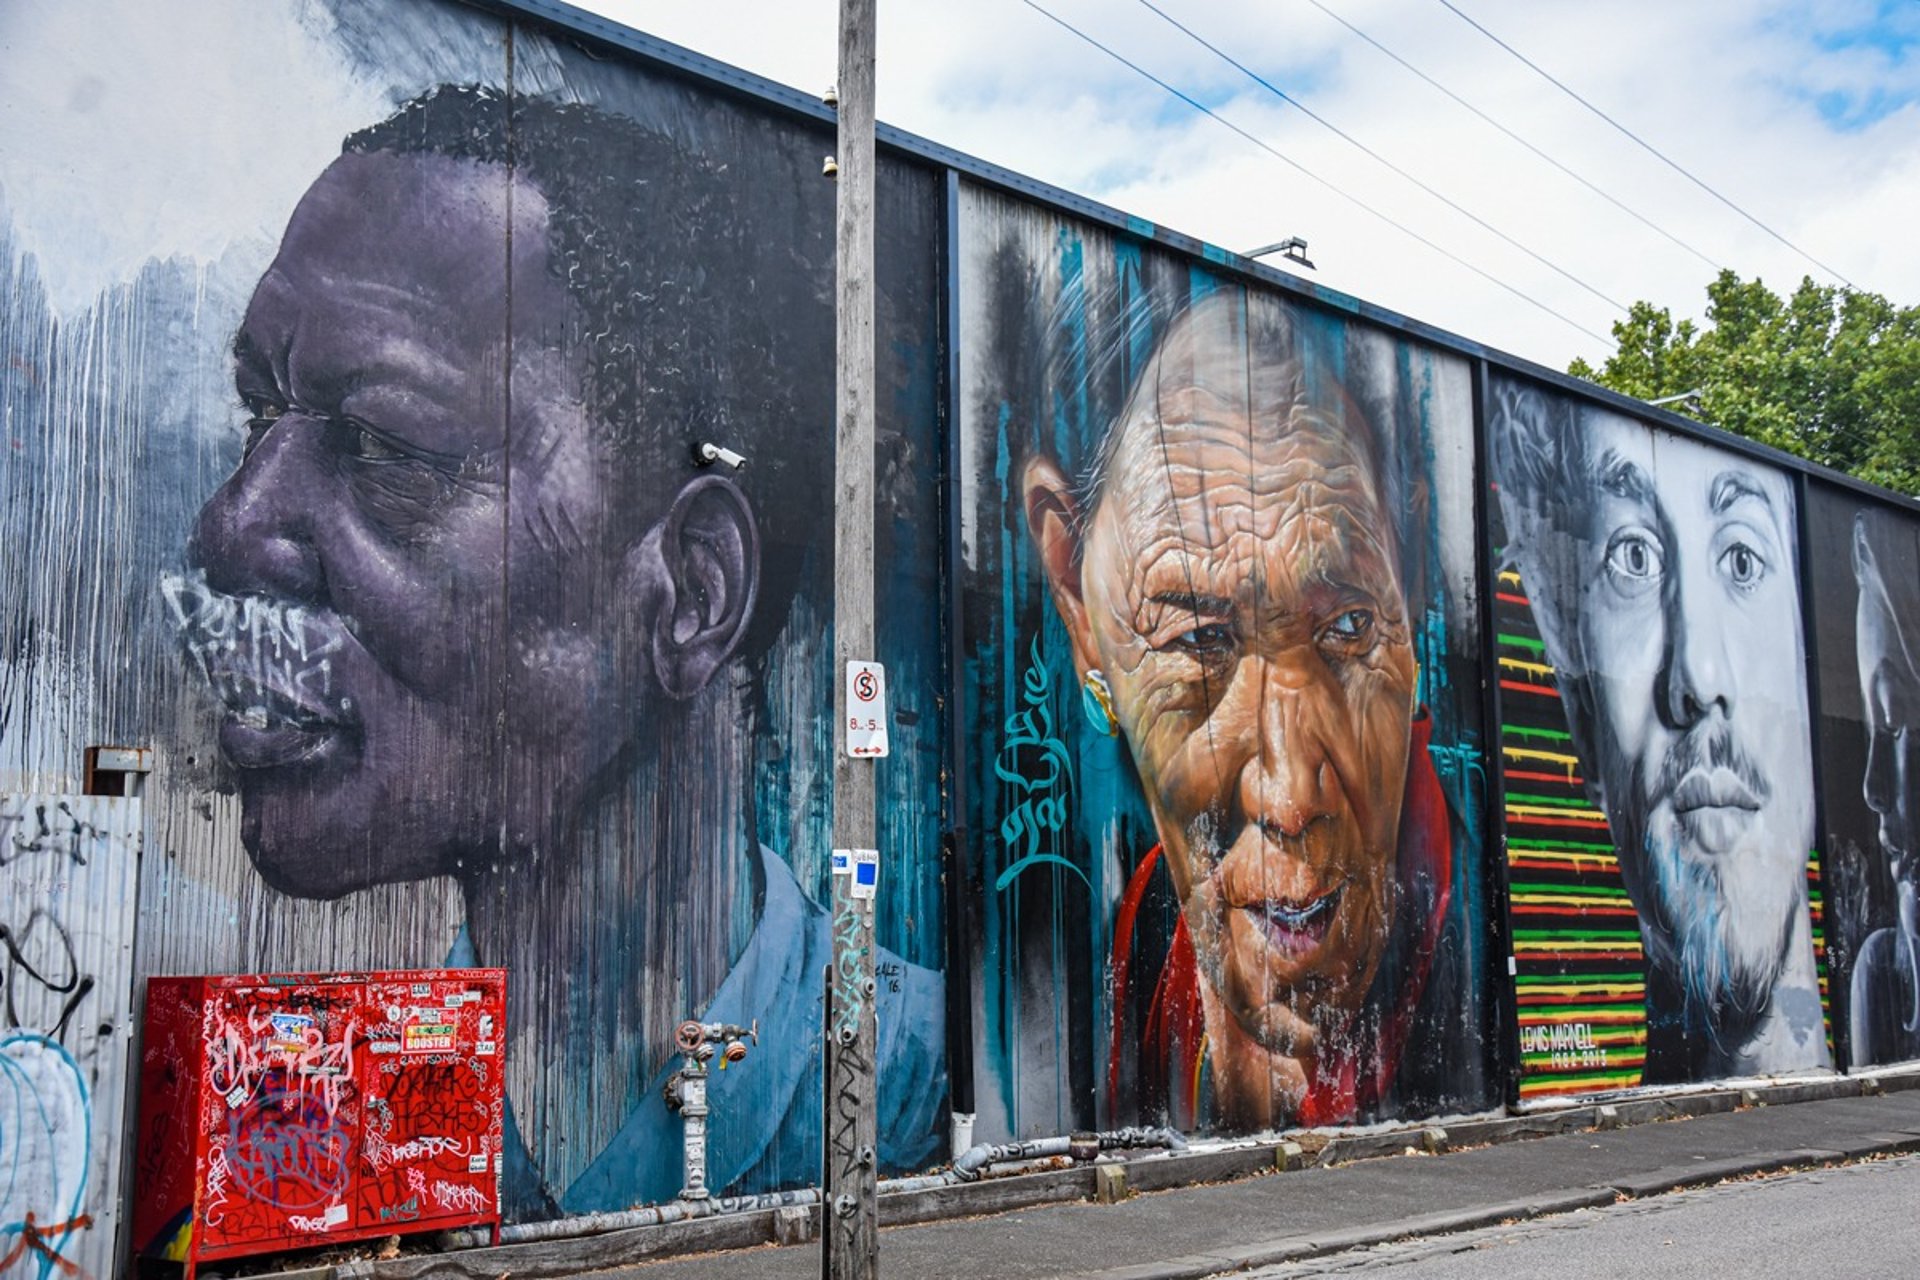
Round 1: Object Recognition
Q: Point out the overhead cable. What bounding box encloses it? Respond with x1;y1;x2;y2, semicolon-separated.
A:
1020;0;1614;346
1433;0;1856;288
1299;0;1722;273
1133;0;1628;315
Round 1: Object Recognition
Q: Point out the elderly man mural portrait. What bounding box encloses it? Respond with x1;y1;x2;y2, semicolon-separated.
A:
1848;506;1920;1065
1022;292;1460;1131
162;85;943;1218
1489;381;1827;1082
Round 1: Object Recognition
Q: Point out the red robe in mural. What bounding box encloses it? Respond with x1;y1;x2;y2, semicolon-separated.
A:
1107;714;1455;1130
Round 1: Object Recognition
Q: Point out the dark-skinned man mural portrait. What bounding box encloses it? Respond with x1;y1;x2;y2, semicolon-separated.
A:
158;83;947;1216
159;84;952;1220
958;193;1500;1139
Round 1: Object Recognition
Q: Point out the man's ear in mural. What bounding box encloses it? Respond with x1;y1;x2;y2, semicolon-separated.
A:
1023;455;1101;680
624;473;761;699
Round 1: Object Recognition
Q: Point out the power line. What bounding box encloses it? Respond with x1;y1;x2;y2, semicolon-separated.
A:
1133;0;1628;315
1433;0;1856;289
1298;0;1723;274
1019;0;1615;346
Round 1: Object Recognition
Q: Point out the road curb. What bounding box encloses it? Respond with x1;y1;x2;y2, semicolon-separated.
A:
1067;1141;1920;1279
1067;1143;1920;1274
1600;1148;1843;1198
1061;1190;1620;1280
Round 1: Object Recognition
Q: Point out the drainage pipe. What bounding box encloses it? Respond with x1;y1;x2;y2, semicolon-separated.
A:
447;1126;1186;1248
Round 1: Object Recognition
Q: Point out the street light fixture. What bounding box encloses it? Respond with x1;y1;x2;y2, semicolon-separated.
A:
1647;387;1704;414
1243;236;1315;270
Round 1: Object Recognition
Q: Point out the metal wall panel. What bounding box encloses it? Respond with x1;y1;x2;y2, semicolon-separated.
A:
1;793;141;1280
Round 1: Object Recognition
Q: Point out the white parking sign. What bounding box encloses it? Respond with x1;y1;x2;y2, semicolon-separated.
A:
846;661;889;758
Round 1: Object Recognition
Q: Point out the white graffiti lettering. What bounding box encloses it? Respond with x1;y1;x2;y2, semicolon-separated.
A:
430;1180;488;1216
203;1004;357;1124
364;1132;473;1173
160;570;354;729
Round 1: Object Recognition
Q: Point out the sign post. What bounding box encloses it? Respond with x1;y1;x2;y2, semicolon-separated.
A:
825;0;879;1276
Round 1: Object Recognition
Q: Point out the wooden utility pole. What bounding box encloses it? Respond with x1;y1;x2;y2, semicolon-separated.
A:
824;0;878;1277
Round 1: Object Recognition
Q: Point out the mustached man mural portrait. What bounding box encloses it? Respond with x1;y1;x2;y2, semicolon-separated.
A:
1489;378;1828;1087
2;1;947;1227
958;192;1500;1139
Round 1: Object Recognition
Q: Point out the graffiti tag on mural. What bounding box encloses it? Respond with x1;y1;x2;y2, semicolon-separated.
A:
161;570;354;730
994;638;1081;890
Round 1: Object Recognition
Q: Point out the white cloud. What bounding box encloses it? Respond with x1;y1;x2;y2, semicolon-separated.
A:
578;0;1920;372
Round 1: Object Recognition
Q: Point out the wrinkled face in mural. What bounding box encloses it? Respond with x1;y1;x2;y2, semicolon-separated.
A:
1854;515;1920;934
1028;315;1416;1082
1565;419;1812;1019
182;150;755;898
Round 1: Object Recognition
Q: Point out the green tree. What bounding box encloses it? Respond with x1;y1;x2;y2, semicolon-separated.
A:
1568;269;1920;495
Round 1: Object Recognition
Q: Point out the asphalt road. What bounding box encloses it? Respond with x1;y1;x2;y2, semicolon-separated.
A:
1244;1152;1920;1278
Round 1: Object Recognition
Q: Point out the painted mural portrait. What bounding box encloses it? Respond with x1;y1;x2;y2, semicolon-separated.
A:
1847;506;1920;1064
163;85;944;1216
1489;381;1827;1082
1019;290;1470;1131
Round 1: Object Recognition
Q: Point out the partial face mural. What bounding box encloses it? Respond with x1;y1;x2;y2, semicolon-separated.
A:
963;191;1496;1139
180;150;541;896
5;5;947;1232
1807;488;1920;1067
1490;378;1828;1088
1854;512;1920;925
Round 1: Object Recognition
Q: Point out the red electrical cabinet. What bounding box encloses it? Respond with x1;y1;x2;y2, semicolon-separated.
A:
132;969;506;1277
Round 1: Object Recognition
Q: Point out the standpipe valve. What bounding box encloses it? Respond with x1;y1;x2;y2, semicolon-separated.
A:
662;1019;760;1201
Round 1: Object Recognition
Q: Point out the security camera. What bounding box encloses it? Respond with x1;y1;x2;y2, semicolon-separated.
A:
693;441;748;471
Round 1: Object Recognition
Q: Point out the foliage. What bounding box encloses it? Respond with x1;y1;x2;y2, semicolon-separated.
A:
1568;270;1920;495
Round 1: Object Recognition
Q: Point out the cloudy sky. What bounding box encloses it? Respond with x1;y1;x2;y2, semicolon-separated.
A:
575;0;1918;374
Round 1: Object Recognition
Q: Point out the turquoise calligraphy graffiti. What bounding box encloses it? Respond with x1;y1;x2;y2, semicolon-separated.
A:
994;639;1083;891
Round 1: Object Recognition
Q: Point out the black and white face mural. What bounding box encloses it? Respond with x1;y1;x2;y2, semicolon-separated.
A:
1489;377;1828;1084
1808;486;1920;1068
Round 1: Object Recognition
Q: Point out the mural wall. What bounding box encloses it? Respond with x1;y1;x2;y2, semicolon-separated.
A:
1807;483;1920;1069
8;0;1920;1258
1487;376;1831;1096
0;0;947;1239
956;187;1501;1139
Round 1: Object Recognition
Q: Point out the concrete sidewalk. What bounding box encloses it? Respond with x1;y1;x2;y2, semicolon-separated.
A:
588;1086;1920;1280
